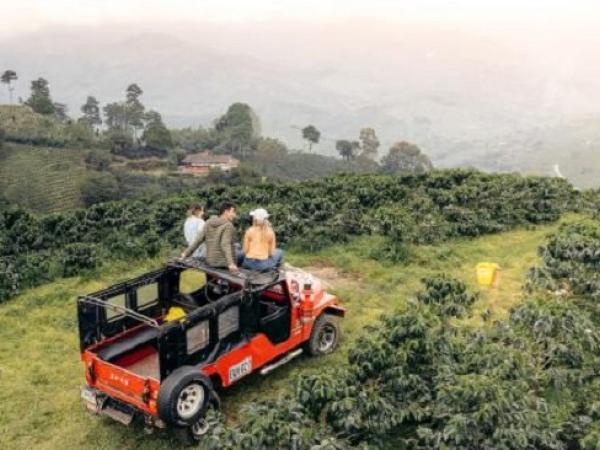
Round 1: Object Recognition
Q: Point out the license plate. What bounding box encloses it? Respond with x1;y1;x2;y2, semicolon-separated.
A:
81;386;98;412
229;357;252;383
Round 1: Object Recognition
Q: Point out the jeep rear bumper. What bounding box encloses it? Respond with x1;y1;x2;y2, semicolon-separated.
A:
81;385;166;428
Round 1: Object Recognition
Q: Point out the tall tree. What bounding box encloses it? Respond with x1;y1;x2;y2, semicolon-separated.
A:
214;103;261;158
103;102;128;131
359;127;380;159
336;140;360;161
381;141;434;174
25;78;55;114
1;70;17;103
142;110;172;150
53;102;69;122
125;83;145;138
80;96;102;129
302;125;320;152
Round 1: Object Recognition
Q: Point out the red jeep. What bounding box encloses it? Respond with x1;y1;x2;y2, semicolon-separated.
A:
78;258;344;442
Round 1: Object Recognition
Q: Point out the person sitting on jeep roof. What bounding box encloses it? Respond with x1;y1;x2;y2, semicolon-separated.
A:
181;202;241;272
183;203;206;258
240;208;283;272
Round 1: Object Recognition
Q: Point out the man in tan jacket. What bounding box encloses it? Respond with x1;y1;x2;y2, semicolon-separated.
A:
181;202;240;272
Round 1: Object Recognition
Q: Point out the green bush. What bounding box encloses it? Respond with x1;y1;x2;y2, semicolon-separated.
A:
201;224;600;449
0;258;20;300
60;243;99;277
202;277;565;449
80;172;120;206
416;275;478;318
0;170;579;302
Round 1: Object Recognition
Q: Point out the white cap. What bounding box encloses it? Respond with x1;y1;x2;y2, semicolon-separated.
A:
250;208;269;221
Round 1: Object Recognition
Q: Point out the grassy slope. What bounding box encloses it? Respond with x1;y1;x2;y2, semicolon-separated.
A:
0;143;87;212
0;215;580;450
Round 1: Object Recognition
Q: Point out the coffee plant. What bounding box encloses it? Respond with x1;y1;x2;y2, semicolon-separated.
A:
0;169;578;302
200;277;555;449
201;237;600;450
528;220;600;301
416;275;478;318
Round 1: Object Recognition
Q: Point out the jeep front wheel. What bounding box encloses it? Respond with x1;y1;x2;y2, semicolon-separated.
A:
306;314;341;356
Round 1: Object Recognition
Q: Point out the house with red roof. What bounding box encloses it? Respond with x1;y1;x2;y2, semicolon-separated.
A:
178;151;240;175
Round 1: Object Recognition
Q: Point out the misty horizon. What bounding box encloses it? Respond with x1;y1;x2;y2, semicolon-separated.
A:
2;5;599;187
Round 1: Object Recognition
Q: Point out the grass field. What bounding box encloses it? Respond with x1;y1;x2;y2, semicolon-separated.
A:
0;215;580;450
0;143;87;212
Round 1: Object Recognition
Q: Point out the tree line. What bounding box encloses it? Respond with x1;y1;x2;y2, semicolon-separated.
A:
2;68;435;175
1;70;173;156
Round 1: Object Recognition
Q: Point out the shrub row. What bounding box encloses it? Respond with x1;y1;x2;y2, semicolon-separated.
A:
0;170;578;302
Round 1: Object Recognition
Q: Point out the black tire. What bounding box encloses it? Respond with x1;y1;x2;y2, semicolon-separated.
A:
157;366;214;427
306;313;341;356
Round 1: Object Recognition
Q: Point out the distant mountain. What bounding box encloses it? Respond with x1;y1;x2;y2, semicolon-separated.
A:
1;23;599;187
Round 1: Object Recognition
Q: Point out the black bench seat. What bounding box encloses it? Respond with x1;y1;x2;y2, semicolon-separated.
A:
97;327;159;362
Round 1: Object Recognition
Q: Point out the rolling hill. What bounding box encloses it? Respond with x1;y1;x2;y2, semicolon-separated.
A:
2;23;600;188
0;143;86;212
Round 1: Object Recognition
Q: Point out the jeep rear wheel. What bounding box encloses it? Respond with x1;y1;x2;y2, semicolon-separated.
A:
158;366;215;427
306;314;341;356
177;383;205;420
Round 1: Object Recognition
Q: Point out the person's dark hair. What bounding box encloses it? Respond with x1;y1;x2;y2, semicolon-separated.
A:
219;201;236;215
188;203;204;215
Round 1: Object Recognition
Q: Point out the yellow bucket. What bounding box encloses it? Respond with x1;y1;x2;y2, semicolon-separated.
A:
476;262;500;286
165;306;186;322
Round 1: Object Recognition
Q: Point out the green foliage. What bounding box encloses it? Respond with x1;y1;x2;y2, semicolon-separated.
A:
84;149;112;171
198;220;600;449
336;139;360;161
103;102;129;132
141;110;172;151
359;128;380;159
1;69;18;103
214;102;261;159
0;143;87;212
0;170;577;302
204;400;350;450
53;102;69;123
0;105;71;147
246;152;370;181
0;257;20;301
63;120;95;147
171;126;221;152
528;220;600;300
205;165;263;186
416;275;478;318
202;277;562;449
302;125;321;152
80;172;120;206
25;78;55;115
255;137;288;160
80;96;102;128
381;141;433;175
511;298;600;385
60;243;98;276
125;83;145;134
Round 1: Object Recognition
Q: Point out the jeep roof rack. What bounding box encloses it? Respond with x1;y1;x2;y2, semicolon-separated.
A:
78;294;161;328
167;257;283;289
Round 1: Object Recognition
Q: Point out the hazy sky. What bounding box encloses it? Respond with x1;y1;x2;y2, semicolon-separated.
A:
4;0;600;36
